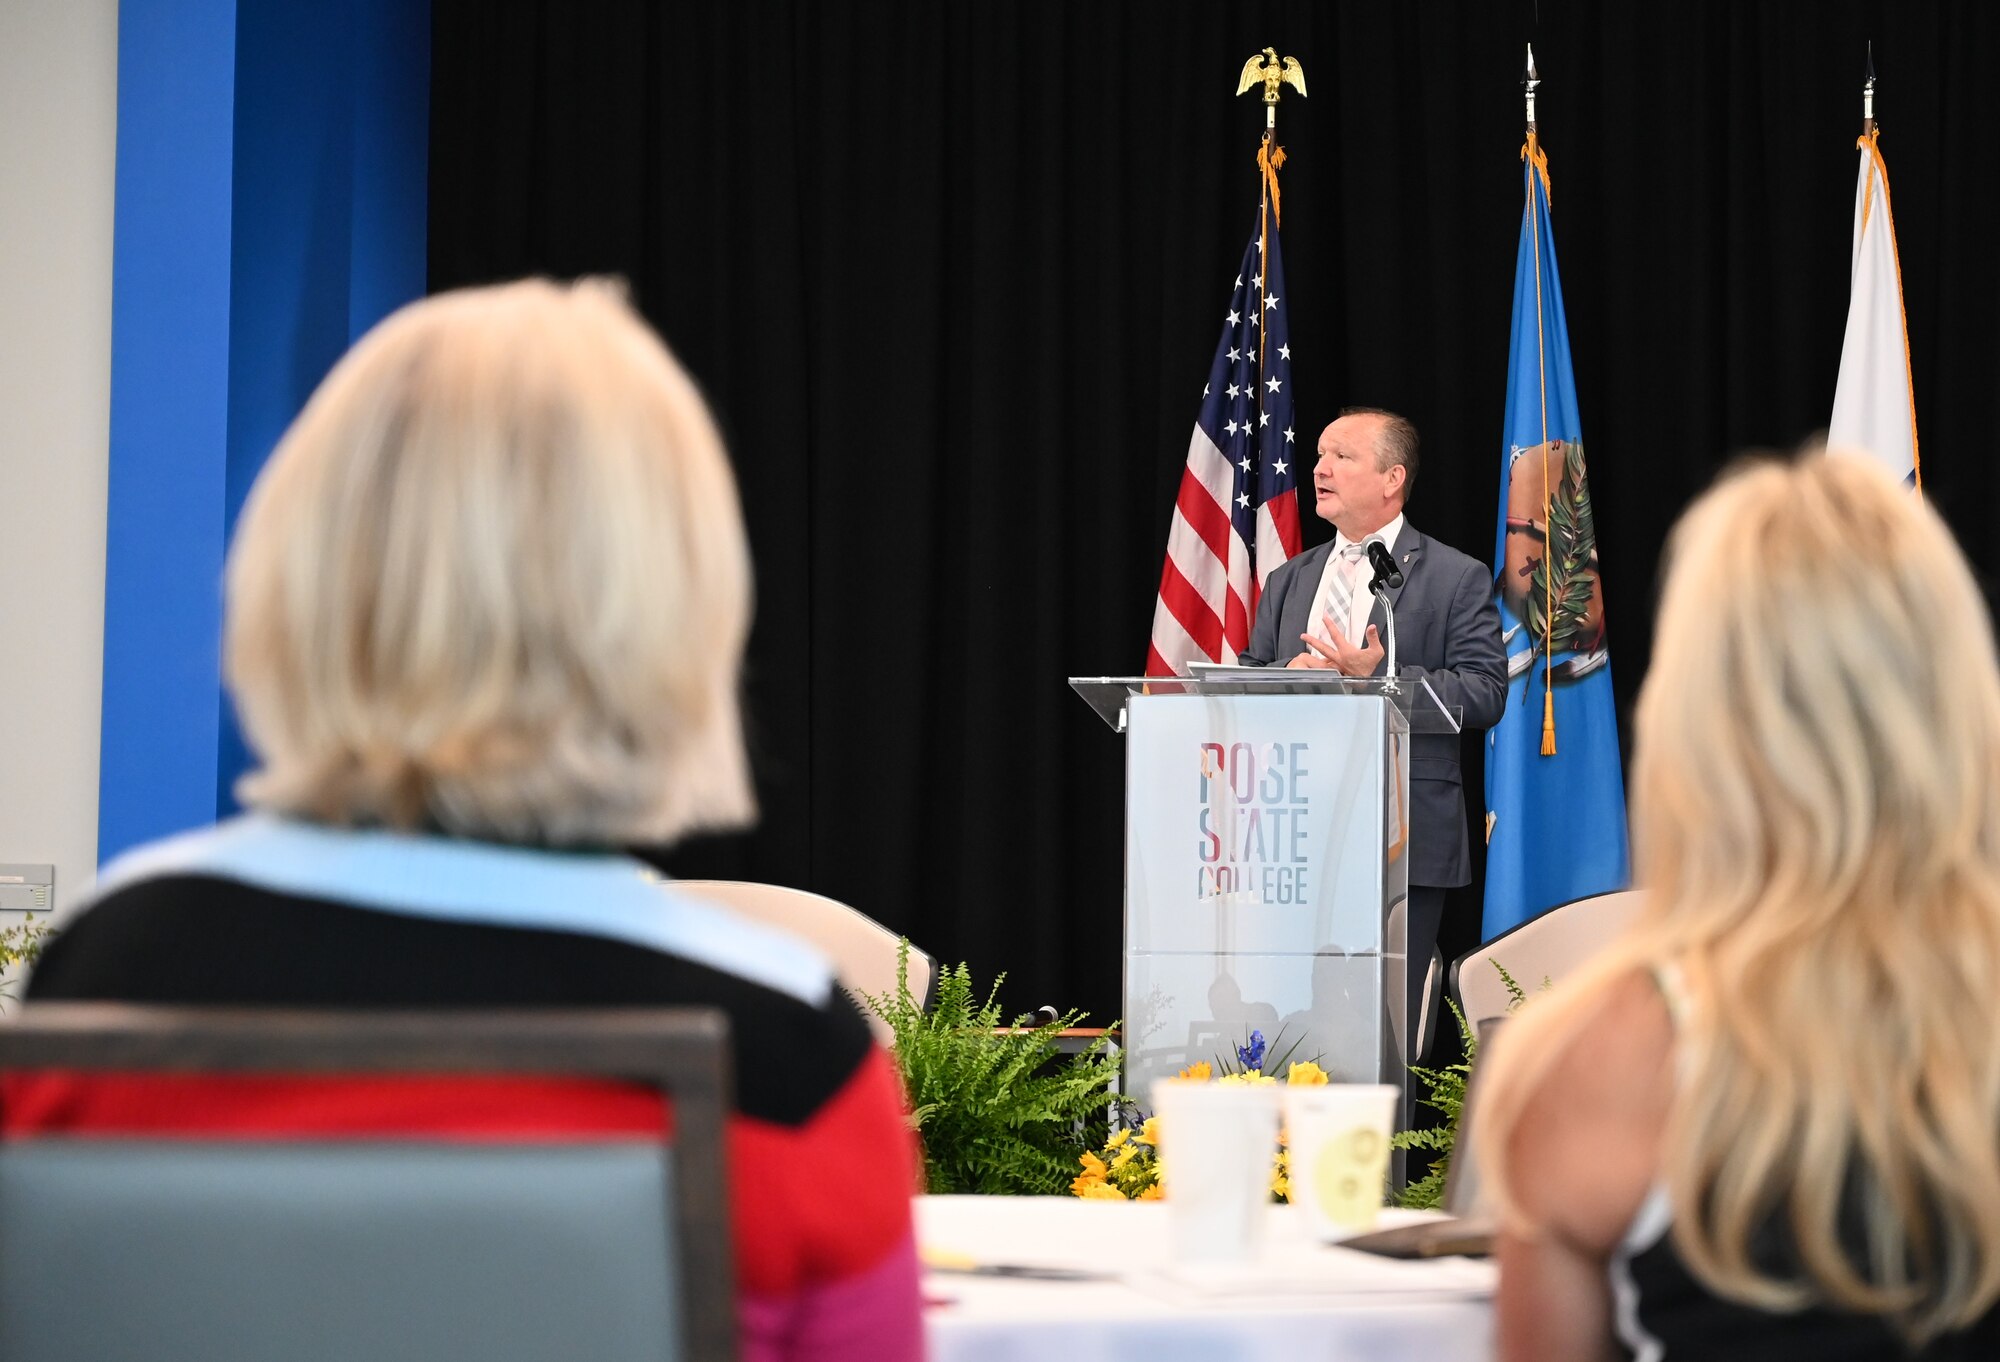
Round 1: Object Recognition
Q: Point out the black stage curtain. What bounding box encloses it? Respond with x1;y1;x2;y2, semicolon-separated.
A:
429;1;1999;1025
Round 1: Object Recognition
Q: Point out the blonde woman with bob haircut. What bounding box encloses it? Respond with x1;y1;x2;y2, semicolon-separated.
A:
228;276;754;846
22;280;927;1362
1477;453;2000;1361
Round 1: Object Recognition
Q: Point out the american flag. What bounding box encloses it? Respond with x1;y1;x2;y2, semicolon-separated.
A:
1146;208;1302;675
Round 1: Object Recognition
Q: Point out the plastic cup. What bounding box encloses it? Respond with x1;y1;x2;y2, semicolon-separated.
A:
1283;1083;1398;1239
1150;1079;1282;1263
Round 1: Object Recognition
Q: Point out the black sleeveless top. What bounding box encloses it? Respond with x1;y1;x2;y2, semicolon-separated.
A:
1611;966;2000;1357
1610;1189;2000;1360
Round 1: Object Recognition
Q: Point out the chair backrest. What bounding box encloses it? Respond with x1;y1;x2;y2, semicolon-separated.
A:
0;1005;736;1362
1452;889;1647;1025
1414;947;1442;1063
678;881;933;1041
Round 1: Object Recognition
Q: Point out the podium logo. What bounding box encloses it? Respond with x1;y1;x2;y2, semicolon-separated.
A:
1196;742;1310;905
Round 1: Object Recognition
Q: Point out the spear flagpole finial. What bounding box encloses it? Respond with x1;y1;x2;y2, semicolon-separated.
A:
1524;43;1541;133
1862;40;1877;134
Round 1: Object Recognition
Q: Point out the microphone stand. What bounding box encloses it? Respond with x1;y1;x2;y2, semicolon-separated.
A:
1370;577;1400;694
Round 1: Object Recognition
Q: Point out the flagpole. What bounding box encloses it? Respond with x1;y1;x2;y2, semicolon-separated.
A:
1845;41;1922;496
1144;55;1308;674
1519;45;1559;757
1524;42;1539;136
1237;49;1305;373
1862;40;1876;136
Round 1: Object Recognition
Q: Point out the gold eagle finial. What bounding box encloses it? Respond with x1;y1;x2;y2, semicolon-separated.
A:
1236;47;1307;105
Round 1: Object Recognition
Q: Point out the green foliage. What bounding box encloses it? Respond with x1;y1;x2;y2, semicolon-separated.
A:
1522;437;1601;677
1389;958;1543;1210
1390;997;1476;1210
1492;960;1531;1011
861;941;1123;1196
0;914;50;1005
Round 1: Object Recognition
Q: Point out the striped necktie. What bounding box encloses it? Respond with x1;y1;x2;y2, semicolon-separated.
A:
1315;542;1369;644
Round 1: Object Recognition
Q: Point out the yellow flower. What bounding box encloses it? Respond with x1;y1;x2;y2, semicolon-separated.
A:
1077;1180;1128;1201
1110;1143;1139;1172
1136;1116;1162;1147
1286;1060;1329;1086
1106;1128;1131;1150
1176;1060;1213;1081
1219;1070;1276;1086
1137;1181;1164;1201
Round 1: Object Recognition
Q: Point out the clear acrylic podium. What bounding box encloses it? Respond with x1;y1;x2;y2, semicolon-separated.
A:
1069;672;1461;1104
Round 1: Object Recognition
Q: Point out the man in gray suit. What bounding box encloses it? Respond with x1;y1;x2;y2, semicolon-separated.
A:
1240;407;1506;1059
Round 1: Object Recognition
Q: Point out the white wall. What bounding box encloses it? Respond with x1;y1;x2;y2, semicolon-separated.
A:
0;0;119;918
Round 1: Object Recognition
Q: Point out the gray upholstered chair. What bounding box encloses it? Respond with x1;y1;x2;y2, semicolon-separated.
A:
0;1005;736;1362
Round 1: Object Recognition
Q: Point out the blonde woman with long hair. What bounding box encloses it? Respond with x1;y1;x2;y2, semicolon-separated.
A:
1477;454;2000;1359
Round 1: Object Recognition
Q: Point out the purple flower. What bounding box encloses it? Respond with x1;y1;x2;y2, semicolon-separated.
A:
1236;1029;1267;1070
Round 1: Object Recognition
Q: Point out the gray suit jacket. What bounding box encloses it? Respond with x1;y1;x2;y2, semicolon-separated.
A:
1239;520;1507;887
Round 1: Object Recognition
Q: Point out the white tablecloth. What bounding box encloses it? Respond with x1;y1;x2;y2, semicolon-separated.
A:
919;1195;1494;1362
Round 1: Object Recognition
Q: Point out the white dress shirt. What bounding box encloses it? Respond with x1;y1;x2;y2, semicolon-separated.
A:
1305;512;1404;647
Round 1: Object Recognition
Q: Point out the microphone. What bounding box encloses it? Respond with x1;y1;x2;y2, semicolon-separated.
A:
1366;540;1402;687
1367;540;1404;591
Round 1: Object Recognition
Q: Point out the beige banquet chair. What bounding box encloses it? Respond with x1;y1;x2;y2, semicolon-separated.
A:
677;881;935;1043
1451;888;1646;1026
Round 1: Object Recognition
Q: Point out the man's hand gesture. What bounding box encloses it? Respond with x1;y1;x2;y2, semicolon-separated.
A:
1286;618;1385;676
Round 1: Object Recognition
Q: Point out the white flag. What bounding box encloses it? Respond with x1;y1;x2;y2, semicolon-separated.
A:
1829;136;1919;487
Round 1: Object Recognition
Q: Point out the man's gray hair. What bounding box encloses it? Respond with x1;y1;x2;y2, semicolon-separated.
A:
1339;406;1420;502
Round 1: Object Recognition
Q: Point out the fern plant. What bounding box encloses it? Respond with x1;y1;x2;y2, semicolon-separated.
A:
861;942;1122;1195
0;914;50;1006
1390;960;1532;1209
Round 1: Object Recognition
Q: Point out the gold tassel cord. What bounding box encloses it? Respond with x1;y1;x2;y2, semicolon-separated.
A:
1521;135;1552;204
1857;134;1877;240
1256;138;1285;372
1523;133;1557;757
1258;137;1286;227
